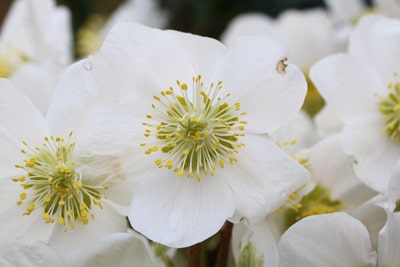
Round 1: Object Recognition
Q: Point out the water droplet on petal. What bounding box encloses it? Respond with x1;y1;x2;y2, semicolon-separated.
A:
83;61;92;71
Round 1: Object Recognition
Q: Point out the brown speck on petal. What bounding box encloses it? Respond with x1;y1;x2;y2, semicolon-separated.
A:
277;58;288;74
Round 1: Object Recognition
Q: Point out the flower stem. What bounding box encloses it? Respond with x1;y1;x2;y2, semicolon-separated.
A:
215;221;233;267
187;242;202;267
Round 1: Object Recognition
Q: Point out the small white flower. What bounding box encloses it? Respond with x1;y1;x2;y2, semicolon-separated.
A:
76;0;168;57
221;9;339;71
0;73;138;254
0;0;72;114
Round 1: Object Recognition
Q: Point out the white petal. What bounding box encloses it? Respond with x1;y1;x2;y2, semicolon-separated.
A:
75;103;141;155
325;0;365;23
378;207;400;267
104;0;167;33
129;169;235;248
352;195;388;249
213;36;307;133
0;79;48;176
224;134;309;223
1;0;71;63
47;202;128;255
349;14;400;85
314;104;343;138
305;134;376;209
0;241;65;267
0;179;54;243
232;218;280;267
11;63;56;115
47;59;113;135
220;13;275;46
1;0;35;58
275;9;337;70
387;161;400;203
310;53;384;123
34;3;72;64
167;29;226;79
101;22;196;97
271;110;318;153
279;212;376;267
67;231;163;267
341;117;400;193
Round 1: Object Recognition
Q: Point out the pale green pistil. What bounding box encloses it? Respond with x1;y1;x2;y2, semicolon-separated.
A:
13;133;108;232
142;75;247;181
380;82;400;143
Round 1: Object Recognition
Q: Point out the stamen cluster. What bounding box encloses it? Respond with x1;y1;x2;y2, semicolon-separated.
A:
142;75;247;181
13;132;108;232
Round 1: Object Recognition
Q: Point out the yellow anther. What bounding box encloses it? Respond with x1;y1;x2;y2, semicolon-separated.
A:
58;217;64;224
165;159;173;169
19;192;27;200
218;159;224;168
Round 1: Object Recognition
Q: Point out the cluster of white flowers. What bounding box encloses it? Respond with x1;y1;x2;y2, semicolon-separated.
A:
0;0;399;266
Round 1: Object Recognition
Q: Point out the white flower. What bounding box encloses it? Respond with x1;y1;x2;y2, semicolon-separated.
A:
85;22;310;248
76;0;167;57
231;133;376;267
221;9;339;71
104;0;168;33
279;142;400;267
314;104;343;138
279;207;400;267
324;0;365;24
0;72;138;254
0;0;72;114
310;14;400;194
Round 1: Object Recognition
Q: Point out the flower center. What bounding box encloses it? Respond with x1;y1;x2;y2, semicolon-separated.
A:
284;184;343;228
380;78;400;143
13;132;108;232
142;75;247;181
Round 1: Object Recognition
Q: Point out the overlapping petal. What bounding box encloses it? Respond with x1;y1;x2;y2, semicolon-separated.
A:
0;79;48;176
213;36;307;133
279;212;376;267
224;134;309;223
